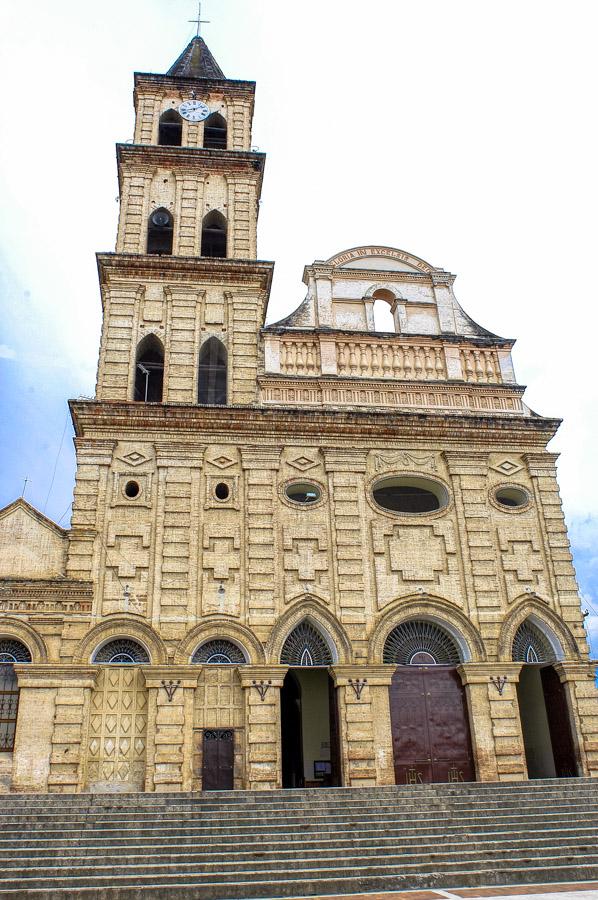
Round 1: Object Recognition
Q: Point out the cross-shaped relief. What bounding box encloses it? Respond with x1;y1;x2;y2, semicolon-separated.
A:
372;522;456;609
202;536;240;583
104;528;151;604
283;528;329;602
385;526;446;582
500;541;544;583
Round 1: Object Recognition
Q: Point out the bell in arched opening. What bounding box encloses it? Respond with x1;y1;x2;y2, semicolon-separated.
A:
147;207;174;255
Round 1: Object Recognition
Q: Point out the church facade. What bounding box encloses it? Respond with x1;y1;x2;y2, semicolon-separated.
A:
0;36;596;794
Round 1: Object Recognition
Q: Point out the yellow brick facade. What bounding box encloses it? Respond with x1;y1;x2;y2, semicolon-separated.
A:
0;36;596;795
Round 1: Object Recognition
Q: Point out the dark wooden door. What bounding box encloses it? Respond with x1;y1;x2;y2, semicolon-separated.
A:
389;666;474;785
202;729;234;790
541;666;578;777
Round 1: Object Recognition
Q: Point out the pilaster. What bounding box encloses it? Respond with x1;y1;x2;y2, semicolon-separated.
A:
12;666;98;793
238;666;286;790
331;665;394;786
143;666;201;792
457;662;526;782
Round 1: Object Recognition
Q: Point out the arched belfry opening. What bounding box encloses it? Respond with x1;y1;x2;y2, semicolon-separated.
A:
513;618;577;778
0;639;31;753
134;334;164;402
385;619;474;785
280;620;340;788
158;109;183;146
201;210;227;258
203;112;227;149
147;207;174;255
198;337;227;405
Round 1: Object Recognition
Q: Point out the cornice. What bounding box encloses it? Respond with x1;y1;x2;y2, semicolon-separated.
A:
96;253;274;296
134;72;256;97
68;400;561;447
116;144;265;196
261;326;516;349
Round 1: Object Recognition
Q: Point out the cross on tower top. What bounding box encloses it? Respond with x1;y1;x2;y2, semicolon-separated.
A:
188;1;210;37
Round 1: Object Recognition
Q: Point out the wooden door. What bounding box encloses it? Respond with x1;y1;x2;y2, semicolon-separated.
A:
541;666;578;777
202;729;234;790
328;673;342;787
389;666;474;784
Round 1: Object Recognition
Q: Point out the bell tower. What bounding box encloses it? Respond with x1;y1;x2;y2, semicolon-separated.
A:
95;35;273;407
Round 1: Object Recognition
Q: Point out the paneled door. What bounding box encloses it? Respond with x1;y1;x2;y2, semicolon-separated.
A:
541;666;578;777
202;729;234;790
389;666;474;785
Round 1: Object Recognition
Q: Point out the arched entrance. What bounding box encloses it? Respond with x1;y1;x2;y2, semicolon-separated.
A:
384;620;474;784
280;621;341;788
513;620;578;778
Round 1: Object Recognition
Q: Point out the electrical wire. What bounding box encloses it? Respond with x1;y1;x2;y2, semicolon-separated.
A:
43;410;70;514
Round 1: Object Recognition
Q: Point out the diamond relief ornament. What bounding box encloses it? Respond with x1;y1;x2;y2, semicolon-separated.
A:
119;451;148;468
491;458;523;476
288;455;318;472
210;455;235;469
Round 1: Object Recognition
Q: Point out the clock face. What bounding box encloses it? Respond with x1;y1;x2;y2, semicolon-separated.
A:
178;99;210;122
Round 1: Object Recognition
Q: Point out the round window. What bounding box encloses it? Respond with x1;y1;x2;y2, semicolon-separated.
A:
124;480;140;499
372;476;448;515
214;482;230;501
494;486;529;509
285;482;321;505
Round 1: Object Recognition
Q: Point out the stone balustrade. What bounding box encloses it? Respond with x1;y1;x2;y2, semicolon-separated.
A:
264;333;514;386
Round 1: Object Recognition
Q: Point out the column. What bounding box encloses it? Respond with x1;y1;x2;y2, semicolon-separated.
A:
331;665;395;787
238;666;286;790
458;662;526;782
143;666;201;792
12;666;98;793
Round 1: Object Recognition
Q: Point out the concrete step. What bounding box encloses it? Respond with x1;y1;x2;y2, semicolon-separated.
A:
0;855;597;894
0;779;597;897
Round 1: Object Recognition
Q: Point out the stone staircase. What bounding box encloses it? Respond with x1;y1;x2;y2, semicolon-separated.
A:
0;778;597;898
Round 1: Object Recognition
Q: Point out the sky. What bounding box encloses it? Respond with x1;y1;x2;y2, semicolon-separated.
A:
0;0;597;654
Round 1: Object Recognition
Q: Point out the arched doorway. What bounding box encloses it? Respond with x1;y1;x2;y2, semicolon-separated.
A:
384;620;474;784
513;619;578;778
280;621;341;788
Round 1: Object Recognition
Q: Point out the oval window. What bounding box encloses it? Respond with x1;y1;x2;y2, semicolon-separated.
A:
214;482;230;501
494;486;529;509
285;482;321;505
372;476;448;515
124;480;140;499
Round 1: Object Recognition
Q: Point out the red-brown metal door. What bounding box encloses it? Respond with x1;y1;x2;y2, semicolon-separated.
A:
389;666;475;784
541;666;578;777
202;729;234;790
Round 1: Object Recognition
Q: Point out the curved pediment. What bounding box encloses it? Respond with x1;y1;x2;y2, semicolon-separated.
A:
325;245;437;274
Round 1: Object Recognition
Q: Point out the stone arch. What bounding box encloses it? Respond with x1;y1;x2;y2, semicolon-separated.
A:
369;595;486;664
0;618;47;663
73;617;167;665
175;619;264;665
497;598;580;662
364;283;405;301
267;600;352;665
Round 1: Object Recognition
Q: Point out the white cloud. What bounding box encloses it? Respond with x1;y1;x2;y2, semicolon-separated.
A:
0;345;16;360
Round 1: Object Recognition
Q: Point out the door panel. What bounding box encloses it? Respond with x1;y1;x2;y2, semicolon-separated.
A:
541;666;578;778
202;729;234;790
389;666;474;784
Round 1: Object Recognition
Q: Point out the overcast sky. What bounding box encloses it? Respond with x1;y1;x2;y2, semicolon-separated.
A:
0;0;596;653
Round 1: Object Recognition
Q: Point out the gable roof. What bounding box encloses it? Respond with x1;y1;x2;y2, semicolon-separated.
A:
0;498;67;537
